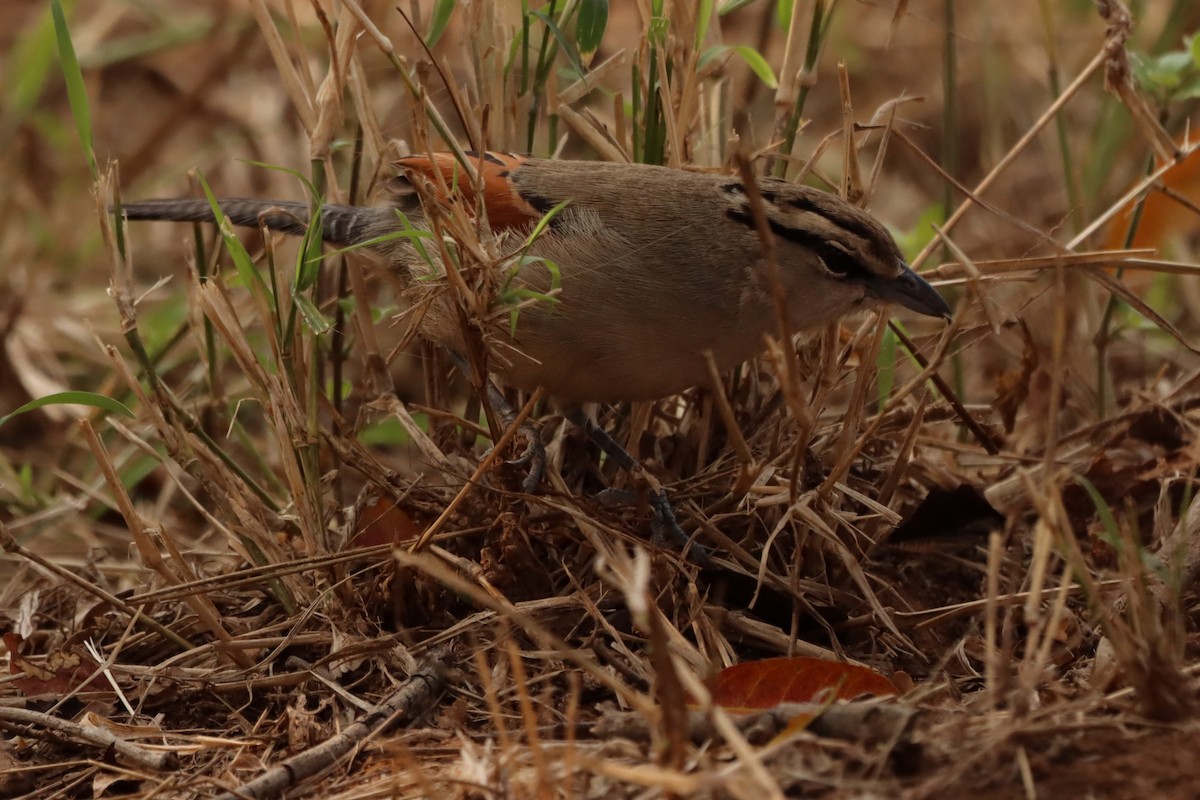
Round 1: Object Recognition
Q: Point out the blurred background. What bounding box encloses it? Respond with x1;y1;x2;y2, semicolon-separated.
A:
2;0;1199;586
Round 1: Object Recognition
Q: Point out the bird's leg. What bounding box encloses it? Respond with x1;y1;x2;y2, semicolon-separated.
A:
445;352;709;565
447;351;545;493
566;408;712;567
484;380;546;493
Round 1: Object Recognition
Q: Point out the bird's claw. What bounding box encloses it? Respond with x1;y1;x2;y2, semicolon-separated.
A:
595;486;713;567
481;420;546;493
648;489;714;567
509;426;546;493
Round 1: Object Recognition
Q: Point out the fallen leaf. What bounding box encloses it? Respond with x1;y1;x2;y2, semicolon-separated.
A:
707;656;897;712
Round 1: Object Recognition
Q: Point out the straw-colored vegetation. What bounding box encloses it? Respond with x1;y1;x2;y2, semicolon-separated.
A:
2;0;1199;797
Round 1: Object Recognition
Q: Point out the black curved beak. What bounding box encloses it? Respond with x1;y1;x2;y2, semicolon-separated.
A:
867;262;952;320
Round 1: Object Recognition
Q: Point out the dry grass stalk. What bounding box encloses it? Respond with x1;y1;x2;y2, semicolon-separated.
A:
3;1;1200;797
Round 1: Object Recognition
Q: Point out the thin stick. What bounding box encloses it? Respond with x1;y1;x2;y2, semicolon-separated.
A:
411;387;544;552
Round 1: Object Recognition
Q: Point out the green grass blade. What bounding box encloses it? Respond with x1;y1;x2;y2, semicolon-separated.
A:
50;0;97;180
425;0;457;48
0;392;135;429
576;0;608;62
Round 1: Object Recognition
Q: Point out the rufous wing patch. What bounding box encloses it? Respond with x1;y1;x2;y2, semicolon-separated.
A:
392;152;539;232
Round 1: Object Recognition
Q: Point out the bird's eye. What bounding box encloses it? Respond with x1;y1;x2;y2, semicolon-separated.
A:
816;242;867;280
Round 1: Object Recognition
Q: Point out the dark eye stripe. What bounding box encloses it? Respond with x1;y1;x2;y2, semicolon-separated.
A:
725;208;873;281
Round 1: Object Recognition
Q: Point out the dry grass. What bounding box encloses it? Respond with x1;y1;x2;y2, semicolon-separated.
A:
2;1;1200;797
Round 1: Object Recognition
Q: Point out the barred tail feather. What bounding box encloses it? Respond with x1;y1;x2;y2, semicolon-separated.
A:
119;198;391;245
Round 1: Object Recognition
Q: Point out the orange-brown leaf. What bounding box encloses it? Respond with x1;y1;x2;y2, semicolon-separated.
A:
3;633;102;696
708;657;897;711
351;491;421;548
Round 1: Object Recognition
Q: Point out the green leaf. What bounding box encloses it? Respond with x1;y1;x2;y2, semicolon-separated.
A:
1133;50;1193;92
426;0;456;48
1076;474;1165;575
718;0;756;15
698;45;778;89
695;0;715;48
504;255;562;303
198;175;273;303
235;158;325;291
295;206;325;292
647;13;668;45
523;199;571;247
731;44;777;88
381;211;436;270
335;226;434;260
503;280;560;338
50;0;96;180
292;293;332;335
575;0;607;63
776;0;796;29
500;196;569;328
530;9;585;75
0;391;135;429
1190;33;1200;69
239;159;319;198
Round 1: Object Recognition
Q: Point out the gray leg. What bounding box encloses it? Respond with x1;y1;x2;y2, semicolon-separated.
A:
566;409;712;567
446;351;545;493
444;351;711;565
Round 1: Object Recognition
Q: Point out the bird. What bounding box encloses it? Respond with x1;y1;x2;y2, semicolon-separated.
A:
120;152;951;563
119;152;951;405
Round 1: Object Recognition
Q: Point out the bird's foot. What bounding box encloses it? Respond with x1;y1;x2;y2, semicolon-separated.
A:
594;485;713;567
503;421;546;494
479;417;545;493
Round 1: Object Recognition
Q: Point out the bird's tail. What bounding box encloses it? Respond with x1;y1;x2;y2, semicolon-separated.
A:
118;198;396;246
